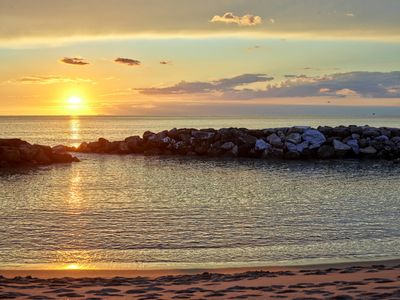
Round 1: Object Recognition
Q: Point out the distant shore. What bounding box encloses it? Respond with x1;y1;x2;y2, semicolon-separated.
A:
1;259;399;299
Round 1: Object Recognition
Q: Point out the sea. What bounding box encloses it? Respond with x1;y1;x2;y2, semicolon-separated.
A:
0;116;399;270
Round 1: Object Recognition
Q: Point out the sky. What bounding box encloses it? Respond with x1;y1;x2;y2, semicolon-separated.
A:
0;0;400;116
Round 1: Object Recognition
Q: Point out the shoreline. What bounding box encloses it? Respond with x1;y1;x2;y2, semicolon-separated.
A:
1;258;399;278
0;260;399;299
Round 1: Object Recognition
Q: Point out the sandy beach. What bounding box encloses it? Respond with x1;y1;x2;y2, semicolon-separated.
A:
0;260;399;299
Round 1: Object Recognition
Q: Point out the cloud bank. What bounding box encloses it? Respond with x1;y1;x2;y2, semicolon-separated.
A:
137;71;400;99
114;57;141;66
210;12;262;26
137;74;273;95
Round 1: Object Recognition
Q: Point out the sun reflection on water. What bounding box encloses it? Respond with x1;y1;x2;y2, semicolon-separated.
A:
69;117;81;147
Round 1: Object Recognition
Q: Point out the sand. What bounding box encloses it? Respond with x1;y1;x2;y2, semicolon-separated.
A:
0;260;399;299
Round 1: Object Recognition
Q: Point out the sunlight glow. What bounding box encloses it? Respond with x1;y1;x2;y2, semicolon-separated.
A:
64;263;82;270
65;95;91;115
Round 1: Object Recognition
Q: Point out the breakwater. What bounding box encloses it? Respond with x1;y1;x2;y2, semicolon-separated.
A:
0;139;79;168
68;125;400;160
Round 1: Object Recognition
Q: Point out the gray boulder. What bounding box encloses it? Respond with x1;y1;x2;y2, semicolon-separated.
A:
333;139;351;156
220;142;235;151
360;146;377;155
346;139;360;154
254;139;271;151
286;133;302;144
302;129;326;146
266;133;283;148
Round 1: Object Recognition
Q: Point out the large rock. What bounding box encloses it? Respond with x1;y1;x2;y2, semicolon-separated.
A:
302;129;326;146
360;146;377;155
220;142;235;151
286;133;302;144
295;141;309;153
266;133;283;148
346;139;360;155
125;135;143;153
333;139;351;156
0;147;21;163
254;139;270;151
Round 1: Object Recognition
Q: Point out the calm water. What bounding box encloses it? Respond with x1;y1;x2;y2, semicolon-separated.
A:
0;116;399;270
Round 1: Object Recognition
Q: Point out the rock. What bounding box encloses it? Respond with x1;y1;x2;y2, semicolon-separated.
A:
360;146;377;155
33;148;52;165
287;126;310;134
302;129;326;146
332;126;350;137
191;130;215;140
19;144;38;160
267;133;283;148
0;147;21;163
374;135;389;143
77;142;88;152
220;142;235;151
0;138;28;147
125;135;143;153
392;136;400;144
254;139;270;151
143;131;155;141
362;127;380;137
286;133;302;144
224;145;238;157
317;145;335;159
296;141;309;153
51;151;79;163
286;142;297;153
118;141;130;154
346;139;360;154
333;139;351;156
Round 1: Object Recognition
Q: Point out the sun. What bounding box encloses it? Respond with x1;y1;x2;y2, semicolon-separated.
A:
67;96;82;105
65;95;90;115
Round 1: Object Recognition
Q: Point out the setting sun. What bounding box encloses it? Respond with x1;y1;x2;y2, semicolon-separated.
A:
67;96;82;105
65;95;92;115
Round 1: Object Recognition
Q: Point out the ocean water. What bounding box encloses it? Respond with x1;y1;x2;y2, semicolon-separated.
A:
0;116;399;270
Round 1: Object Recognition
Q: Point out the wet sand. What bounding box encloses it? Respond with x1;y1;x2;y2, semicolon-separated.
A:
0;260;399;299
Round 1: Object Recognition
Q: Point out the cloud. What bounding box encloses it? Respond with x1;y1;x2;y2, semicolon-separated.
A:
231;71;400;99
137;71;400;99
8;75;94;85
114;57;141;66
346;12;355;17
210;12;262;26
160;61;171;65
137;74;273;95
60;57;89;65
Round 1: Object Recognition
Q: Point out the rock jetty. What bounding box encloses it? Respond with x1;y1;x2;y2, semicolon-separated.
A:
0;139;79;168
68;125;400;160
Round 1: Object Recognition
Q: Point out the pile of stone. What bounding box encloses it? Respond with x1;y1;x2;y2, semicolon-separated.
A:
0;139;79;168
69;125;400;160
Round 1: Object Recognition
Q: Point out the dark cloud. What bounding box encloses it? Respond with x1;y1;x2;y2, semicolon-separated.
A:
160;61;171;65
60;57;89;65
137;74;273;95
137;71;400;99
114;57;141;66
229;71;400;99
